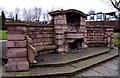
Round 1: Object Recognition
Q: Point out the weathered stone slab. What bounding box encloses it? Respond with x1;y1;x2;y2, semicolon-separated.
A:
56;40;64;45
7;40;27;47
8;31;24;34
56;35;64;39
17;60;29;71
93;66;118;76
35;46;44;51
7;27;16;31
7;48;27;58
81;69;103;76
103;62;118;71
7;34;25;40
7;58;27;63
66;33;83;38
44;45;57;50
16;27;26;32
55;30;64;34
5;63;17;72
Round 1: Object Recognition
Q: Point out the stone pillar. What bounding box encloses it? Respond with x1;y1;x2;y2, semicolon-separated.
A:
83;29;88;48
106;27;114;49
5;23;29;72
55;28;65;53
54;14;66;53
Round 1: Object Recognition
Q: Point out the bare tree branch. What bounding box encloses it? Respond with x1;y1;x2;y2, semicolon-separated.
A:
22;7;42;22
110;0;120;11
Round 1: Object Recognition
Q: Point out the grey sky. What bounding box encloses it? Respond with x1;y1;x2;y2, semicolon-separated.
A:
0;0;117;13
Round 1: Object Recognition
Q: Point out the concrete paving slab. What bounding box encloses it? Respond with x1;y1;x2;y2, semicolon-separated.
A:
103;62;118;71
2;67;16;77
15;65;76;77
75;57;118;77
80;69;104;76
71;48;118;72
93;66;118;76
109;59;118;65
33;47;110;66
2;47;118;77
0;67;2;78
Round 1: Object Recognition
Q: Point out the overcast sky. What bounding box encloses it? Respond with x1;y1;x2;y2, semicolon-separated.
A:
0;0;117;13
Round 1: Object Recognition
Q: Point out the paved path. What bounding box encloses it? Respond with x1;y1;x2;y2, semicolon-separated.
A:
76;57;118;76
0;40;7;59
2;47;118;78
35;47;109;66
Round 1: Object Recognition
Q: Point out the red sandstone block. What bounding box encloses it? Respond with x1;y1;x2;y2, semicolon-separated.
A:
28;27;35;31
7;27;16;31
44;45;57;50
55;30;63;34
56;40;63;45
37;35;42;38
16;27;26;32
17;60;29;71
16;58;27;61
5;58;29;71
5;63;17;72
7;48;27;58
56;35;64;39
7;40;26;47
15;40;27;47
8;31;24;34
8;34;25;40
57;48;64;52
7;58;17;63
7;41;14;47
8;58;27;64
43;28;53;31
35;46;44;51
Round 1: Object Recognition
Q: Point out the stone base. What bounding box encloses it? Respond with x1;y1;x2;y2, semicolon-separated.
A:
57;48;65;53
111;45;114;49
83;44;88;48
5;60;29;72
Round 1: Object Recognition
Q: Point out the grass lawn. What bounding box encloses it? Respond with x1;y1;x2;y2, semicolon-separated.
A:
114;32;120;46
0;30;7;40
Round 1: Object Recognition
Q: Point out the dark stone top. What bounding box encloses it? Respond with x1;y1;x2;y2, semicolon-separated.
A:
49;9;86;17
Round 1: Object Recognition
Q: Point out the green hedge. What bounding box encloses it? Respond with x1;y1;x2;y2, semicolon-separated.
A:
114;33;120;46
0;30;7;40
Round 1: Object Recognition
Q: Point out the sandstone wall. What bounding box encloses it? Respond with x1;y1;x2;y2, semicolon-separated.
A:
5;22;56;71
26;25;56;54
86;26;114;48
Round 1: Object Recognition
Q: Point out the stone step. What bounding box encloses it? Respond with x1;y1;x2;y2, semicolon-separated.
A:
2;48;118;78
30;48;110;67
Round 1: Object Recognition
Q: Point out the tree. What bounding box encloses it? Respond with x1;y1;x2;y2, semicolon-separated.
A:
22;7;42;22
110;0;120;11
8;11;14;19
33;7;42;21
22;8;28;21
1;11;6;30
88;10;96;15
14;8;20;21
108;0;120;32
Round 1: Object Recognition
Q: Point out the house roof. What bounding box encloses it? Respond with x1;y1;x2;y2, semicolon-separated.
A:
49;9;86;17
